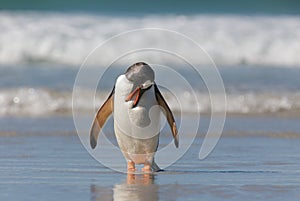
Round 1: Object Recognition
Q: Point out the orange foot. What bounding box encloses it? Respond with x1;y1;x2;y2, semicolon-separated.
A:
127;161;136;172
142;164;152;172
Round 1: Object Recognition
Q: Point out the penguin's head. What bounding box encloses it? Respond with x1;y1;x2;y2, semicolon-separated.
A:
125;62;154;87
125;62;155;107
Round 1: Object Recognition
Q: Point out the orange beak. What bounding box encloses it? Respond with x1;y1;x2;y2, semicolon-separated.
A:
125;86;142;108
125;83;153;108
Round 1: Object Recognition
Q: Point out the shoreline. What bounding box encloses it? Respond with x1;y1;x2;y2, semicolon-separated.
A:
0;113;299;137
1;131;300;138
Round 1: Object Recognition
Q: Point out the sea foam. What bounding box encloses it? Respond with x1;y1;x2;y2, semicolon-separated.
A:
0;12;300;67
1;87;300;116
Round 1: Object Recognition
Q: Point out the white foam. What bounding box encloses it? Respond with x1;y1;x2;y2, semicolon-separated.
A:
1;87;300;116
0;12;300;67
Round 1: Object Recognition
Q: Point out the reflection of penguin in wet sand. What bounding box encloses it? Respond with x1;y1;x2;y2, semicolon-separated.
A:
114;174;158;201
90;62;178;172
90;174;158;201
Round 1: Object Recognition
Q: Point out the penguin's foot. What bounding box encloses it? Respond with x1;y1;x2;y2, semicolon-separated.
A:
142;164;152;172
127;161;136;172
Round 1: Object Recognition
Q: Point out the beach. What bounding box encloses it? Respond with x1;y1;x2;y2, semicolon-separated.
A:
1;2;300;200
1;115;300;200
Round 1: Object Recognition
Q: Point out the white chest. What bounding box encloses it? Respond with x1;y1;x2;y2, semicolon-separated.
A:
113;75;161;139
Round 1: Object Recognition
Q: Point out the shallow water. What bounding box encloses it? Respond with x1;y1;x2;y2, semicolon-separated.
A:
1;116;300;200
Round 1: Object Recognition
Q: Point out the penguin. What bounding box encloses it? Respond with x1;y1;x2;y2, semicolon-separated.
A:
90;62;178;172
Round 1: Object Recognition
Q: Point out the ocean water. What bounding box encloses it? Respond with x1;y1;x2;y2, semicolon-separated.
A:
1;0;300;14
0;12;300;116
1;3;300;200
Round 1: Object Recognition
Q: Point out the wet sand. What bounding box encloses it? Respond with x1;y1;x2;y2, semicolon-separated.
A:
1;115;300;200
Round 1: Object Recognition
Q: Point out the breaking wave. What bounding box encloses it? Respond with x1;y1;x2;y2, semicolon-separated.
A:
0;12;300;67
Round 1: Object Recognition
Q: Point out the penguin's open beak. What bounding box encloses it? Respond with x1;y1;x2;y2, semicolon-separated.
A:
125;81;154;108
